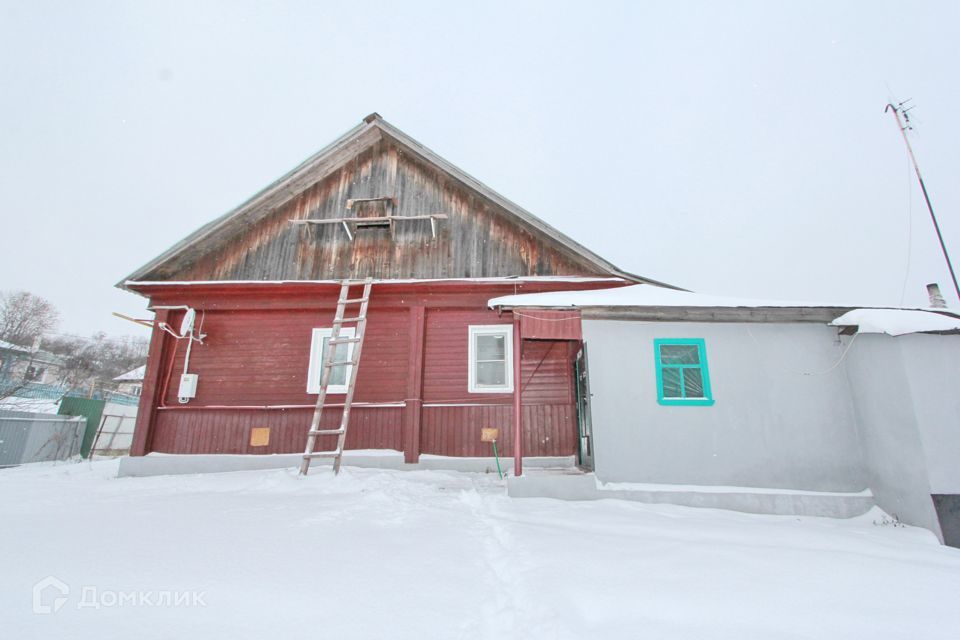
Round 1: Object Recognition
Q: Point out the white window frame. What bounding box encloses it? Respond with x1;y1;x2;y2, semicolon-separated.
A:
468;325;514;393
306;327;356;394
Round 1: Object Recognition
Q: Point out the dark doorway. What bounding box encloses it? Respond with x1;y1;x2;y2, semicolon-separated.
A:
574;345;594;471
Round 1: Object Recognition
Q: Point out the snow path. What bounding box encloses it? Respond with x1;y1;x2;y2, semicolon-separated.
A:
2;460;959;639
460;481;562;639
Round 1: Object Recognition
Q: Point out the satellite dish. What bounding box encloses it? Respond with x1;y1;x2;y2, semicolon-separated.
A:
179;308;196;337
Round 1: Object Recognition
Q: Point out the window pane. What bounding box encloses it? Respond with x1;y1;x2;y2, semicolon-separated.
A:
683;368;705;398
476;334;506;361
660;344;700;365
477;361;506;386
322;338;349;386
661;368;683;398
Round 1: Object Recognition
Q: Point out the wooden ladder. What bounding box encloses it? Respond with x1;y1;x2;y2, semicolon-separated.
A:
299;278;373;475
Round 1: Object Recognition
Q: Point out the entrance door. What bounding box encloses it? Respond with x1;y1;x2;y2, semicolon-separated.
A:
574;345;594;470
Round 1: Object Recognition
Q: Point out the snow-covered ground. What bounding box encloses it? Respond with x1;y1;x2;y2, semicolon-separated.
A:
2;460;959;639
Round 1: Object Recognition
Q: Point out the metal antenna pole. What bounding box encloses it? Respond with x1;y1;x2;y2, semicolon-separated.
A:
885;102;960;303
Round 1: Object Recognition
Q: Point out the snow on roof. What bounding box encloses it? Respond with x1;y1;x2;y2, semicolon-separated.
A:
489;285;960;336
113;365;146;382
830;309;960;336
0;341;63;363
488;284;858;309
0;339;31;353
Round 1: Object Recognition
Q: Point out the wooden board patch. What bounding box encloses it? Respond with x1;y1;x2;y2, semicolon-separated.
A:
250;427;271;447
480;427;499;443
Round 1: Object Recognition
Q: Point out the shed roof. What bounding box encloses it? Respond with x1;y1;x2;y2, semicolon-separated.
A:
489;284;960;332
0;340;31;353
113;365;146;382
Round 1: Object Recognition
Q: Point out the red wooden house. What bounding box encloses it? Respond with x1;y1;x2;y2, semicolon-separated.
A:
120;114;668;473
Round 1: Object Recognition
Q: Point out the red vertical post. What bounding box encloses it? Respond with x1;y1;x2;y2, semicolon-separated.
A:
403;305;427;463
130;308;170;457
512;318;523;476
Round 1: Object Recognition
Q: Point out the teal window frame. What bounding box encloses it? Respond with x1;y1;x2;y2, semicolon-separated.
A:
654;338;714;406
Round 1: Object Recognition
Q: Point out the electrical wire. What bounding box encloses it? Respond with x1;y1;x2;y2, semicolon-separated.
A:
745;325;860;377
510;311;579;322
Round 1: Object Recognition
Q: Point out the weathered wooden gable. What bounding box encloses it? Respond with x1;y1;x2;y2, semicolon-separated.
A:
173;139;599;281
124;115;652;284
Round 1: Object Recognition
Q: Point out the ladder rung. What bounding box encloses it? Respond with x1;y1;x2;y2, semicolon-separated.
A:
304;450;342;458
300;278;372;476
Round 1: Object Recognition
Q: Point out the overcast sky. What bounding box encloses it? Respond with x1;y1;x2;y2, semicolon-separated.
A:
1;0;958;337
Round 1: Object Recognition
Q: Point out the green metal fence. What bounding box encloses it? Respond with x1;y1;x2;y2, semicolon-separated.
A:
57;397;106;459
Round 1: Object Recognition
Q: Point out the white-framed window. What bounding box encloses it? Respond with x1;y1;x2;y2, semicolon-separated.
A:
468;325;514;393
306;327;356;394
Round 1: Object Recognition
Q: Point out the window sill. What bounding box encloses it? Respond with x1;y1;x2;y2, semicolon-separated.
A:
467;387;515;394
657;398;715;407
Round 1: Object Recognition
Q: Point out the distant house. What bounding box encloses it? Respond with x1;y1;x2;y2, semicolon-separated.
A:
0;340;66;388
113;366;145;397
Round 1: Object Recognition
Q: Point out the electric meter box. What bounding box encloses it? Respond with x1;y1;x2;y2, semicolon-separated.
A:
178;373;199;399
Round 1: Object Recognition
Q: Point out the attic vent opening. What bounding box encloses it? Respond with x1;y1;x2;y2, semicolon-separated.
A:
350;197;394;229
356;220;392;229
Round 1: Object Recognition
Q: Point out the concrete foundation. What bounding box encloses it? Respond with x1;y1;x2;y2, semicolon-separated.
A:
507;472;876;518
117;451;574;477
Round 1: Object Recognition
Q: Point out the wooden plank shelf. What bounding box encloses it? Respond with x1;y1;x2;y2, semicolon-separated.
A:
290;214;448;224
290;214;449;239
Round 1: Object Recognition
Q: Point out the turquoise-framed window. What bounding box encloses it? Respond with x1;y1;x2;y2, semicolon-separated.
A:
654;338;714;406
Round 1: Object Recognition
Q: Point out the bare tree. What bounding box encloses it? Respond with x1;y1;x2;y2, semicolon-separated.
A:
0;291;150;407
0;291;59;406
0;291;60;347
45;332;150;392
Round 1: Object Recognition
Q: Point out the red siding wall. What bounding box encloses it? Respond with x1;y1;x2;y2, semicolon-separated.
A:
519;310;582;340
151;408;401;454
422;309;512;405
419;404;577;457
137;282;591;459
419;310;577;457
159;308;408;406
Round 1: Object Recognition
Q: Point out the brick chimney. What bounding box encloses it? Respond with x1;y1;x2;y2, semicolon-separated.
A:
926;283;947;308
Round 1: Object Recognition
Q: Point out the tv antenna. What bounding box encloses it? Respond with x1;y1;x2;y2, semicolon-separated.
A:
885;100;959;303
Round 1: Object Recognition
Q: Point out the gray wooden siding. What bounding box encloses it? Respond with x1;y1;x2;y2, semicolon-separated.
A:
142;139;606;281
